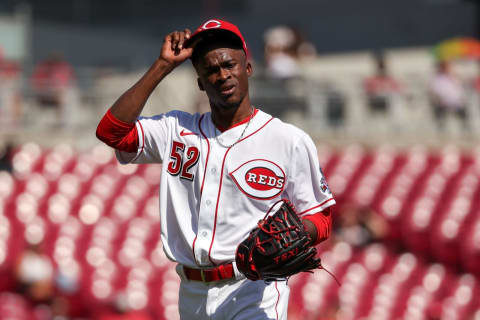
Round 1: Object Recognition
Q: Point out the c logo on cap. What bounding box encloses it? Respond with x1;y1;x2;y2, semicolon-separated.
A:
201;19;222;30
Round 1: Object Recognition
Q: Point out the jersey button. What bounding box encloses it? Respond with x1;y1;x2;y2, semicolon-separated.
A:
206;200;212;206
211;168;216;174
201;231;208;237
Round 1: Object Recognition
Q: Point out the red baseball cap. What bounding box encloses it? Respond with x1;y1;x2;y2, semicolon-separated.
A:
187;19;248;56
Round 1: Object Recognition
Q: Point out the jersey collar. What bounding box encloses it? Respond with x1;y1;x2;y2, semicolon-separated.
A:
214;108;259;133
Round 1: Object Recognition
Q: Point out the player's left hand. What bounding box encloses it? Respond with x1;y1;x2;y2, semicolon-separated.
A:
235;199;322;281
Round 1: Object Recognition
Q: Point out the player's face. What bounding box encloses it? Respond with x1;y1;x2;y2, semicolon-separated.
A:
195;47;252;109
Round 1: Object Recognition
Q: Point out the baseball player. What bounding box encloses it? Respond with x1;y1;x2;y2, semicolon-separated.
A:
96;19;335;320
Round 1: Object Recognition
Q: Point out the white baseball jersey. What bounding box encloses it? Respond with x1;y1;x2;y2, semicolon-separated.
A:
116;109;335;268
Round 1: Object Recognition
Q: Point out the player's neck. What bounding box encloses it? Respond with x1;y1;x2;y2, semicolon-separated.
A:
210;98;253;131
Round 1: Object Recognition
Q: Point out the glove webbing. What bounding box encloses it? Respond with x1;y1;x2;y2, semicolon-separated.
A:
264;199;341;286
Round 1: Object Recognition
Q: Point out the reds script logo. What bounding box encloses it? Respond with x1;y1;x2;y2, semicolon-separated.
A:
229;159;286;200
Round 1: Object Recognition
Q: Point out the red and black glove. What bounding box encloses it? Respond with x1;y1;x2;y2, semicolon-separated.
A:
235;199;322;282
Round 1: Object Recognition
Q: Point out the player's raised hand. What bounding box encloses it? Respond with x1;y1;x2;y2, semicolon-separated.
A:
160;29;193;68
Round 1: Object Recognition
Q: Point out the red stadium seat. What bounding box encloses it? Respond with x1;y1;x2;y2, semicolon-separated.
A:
373;147;433;240
351;146;397;208
429;179;479;266
437;274;479;320
327;144;368;201
460;211;480;275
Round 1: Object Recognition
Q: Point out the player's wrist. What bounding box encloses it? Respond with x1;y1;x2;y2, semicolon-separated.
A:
153;57;176;76
302;219;318;244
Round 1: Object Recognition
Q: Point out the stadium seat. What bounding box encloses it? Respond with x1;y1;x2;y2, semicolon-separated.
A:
429;172;479;266
460;211;480;275
351;146;396;208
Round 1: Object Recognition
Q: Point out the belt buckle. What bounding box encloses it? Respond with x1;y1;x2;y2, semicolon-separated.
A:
200;269;207;282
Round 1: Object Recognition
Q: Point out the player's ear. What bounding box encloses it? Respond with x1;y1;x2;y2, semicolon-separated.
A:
197;78;205;91
246;61;253;77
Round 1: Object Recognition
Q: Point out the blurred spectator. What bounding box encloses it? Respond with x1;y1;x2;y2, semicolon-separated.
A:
474;78;480;93
428;61;467;130
53;263;82;318
333;203;388;247
292;28;317;62
54;265;79;296
0;140;14;172
0;47;23;127
14;242;54;304
264;25;299;79
31;53;76;127
255;26;313;118
49;296;72;320
95;293;153;320
364;53;401;113
263;25;316;80
472;60;480;93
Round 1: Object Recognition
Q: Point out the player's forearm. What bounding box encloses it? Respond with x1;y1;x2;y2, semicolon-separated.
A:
303;208;332;245
109;58;175;123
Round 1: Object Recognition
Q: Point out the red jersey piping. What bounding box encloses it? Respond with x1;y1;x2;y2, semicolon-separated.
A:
275;281;280;320
192;114;209;265
198;114;210;195
207;116;275;264
298;198;335;216
131;121;145;162
216;108;259;132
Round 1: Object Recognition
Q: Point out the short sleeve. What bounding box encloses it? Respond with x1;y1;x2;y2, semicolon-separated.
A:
285;134;335;216
116;114;169;164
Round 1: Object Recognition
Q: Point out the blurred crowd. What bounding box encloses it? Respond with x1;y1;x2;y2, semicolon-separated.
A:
0;48;22;128
258;26;480;139
3;241;154;320
0;214;155;319
0;50;77;130
1;27;480;143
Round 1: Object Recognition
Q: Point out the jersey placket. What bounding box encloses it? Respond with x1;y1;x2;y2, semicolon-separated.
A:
193;117;228;265
194;144;225;265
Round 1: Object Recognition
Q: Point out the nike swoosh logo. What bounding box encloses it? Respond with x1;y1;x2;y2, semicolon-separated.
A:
180;129;198;136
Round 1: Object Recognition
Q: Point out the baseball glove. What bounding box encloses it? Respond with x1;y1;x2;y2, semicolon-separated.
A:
235;199;322;282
